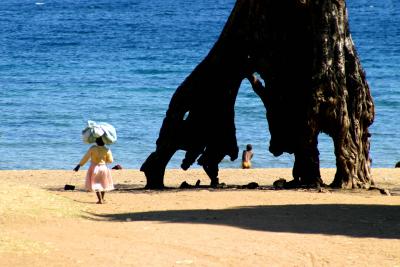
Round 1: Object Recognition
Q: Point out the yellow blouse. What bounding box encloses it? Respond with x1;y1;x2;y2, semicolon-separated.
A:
79;145;113;166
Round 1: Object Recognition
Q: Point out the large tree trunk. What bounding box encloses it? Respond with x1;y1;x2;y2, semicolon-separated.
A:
141;0;374;189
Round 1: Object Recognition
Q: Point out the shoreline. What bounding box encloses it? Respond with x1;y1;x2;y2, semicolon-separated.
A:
1;167;399;191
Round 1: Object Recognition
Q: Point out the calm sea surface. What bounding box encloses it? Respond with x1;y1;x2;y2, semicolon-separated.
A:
0;0;399;170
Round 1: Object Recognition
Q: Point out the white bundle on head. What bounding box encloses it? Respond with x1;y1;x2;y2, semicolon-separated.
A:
82;120;117;145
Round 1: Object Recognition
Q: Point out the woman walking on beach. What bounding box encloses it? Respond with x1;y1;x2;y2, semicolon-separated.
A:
74;121;117;204
74;137;114;204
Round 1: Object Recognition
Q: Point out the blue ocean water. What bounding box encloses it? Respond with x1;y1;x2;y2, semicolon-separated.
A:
0;0;399;170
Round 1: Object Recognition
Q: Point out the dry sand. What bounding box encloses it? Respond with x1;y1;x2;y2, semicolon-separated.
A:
0;168;399;267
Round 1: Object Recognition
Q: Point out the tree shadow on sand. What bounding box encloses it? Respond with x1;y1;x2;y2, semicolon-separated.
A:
86;204;400;239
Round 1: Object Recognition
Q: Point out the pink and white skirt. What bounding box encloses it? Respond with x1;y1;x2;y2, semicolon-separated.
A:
85;163;114;192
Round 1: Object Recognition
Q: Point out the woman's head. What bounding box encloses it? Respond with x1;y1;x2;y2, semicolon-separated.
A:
246;144;252;151
96;137;105;146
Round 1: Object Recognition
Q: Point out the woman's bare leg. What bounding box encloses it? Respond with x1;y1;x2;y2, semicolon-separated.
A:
96;192;103;204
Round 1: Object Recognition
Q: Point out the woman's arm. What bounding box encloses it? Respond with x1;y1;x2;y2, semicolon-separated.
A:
78;147;92;167
106;150;113;164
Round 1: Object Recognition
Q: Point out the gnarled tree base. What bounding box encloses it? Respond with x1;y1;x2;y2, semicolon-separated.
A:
141;0;374;190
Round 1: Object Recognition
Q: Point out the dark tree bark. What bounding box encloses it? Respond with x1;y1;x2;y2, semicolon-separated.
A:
141;0;374;189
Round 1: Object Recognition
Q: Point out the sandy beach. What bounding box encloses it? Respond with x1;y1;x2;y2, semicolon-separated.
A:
1;168;399;267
